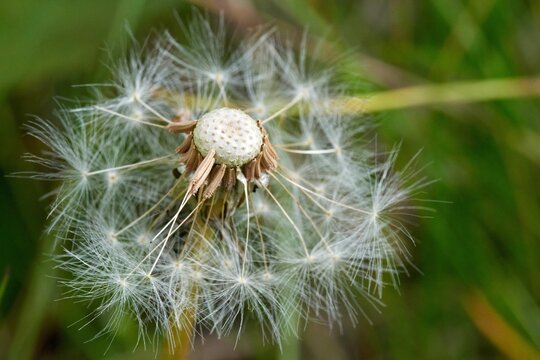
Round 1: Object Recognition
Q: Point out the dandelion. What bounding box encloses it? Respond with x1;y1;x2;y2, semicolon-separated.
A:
25;13;426;354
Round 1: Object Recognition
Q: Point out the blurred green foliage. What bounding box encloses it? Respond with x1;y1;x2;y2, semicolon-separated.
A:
1;0;539;359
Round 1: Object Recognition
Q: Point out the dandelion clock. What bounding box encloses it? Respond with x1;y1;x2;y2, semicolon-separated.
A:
23;12;426;357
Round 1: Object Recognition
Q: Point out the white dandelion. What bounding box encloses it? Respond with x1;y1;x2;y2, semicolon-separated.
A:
25;14;427;352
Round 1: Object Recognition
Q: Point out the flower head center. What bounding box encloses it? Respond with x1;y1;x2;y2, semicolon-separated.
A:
168;107;278;199
193;108;263;167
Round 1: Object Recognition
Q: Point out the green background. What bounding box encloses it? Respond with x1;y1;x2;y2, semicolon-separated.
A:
1;1;539;359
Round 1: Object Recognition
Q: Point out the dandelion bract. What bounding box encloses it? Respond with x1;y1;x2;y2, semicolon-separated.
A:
25;13;426;351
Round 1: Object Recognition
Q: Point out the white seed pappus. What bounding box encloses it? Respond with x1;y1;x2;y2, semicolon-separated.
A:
23;12;428;351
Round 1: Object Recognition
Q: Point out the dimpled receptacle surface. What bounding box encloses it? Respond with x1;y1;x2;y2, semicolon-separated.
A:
193;108;263;166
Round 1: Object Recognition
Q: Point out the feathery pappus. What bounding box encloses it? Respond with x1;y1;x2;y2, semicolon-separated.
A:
24;13;427;350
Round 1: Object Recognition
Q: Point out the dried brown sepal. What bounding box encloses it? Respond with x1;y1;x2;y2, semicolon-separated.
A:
203;164;226;199
167;120;197;134
180;141;196;164
173;118;278;199
243;159;257;181
187;149;216;196
260;142;278;171
253;153;262;179
176;133;193;154
264;139;278;160
257;120;279;172
187;152;202;173
223;167;237;190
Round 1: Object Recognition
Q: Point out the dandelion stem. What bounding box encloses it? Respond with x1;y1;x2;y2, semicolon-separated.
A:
201;194;216;236
161;218;213;360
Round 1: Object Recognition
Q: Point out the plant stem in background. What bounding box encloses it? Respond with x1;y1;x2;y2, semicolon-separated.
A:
464;291;540;360
7;235;57;360
0;269;9;303
279;334;300;360
336;77;540;113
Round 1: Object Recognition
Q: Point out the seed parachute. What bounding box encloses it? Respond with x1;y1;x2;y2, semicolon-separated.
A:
24;13;426;351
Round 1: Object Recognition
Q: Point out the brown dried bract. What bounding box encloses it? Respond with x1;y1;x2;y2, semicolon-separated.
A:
172;118;278;198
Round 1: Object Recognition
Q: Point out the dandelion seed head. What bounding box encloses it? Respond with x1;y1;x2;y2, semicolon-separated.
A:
23;12;428;350
193;108;263;166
